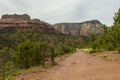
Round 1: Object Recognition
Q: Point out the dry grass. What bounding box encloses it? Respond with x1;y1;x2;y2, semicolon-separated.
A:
91;50;120;61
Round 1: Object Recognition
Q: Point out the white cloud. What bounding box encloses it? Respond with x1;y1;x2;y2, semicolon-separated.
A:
0;0;120;26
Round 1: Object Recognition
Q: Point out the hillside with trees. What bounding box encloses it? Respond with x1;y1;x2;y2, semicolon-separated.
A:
0;25;89;80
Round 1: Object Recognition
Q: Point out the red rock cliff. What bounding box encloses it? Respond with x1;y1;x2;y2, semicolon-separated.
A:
0;14;62;34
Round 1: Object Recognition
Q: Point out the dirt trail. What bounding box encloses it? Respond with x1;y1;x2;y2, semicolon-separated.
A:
16;50;120;80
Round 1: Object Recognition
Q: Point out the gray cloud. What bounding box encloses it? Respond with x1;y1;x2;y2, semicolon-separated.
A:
0;0;120;26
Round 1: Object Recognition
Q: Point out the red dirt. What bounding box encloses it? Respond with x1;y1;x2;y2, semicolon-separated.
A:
16;50;120;80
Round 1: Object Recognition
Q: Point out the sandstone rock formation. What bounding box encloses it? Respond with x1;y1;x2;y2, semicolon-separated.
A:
1;14;31;20
0;14;104;36
53;20;103;36
0;14;62;34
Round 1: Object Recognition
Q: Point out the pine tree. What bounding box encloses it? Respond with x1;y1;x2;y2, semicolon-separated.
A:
113;8;120;24
111;8;120;47
92;8;120;51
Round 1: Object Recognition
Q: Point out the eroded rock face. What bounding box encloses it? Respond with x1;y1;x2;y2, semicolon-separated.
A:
0;14;103;36
32;19;40;22
1;14;31;20
53;20;103;36
0;14;62;34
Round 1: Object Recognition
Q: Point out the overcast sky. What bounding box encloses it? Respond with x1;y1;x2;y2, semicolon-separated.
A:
0;0;120;26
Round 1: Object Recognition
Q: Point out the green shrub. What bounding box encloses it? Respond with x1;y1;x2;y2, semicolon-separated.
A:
55;50;65;56
101;55;108;60
117;46;120;53
55;45;75;57
12;40;44;69
6;76;15;80
61;45;75;53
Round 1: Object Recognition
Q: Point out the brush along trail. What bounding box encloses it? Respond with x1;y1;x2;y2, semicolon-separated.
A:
16;50;120;80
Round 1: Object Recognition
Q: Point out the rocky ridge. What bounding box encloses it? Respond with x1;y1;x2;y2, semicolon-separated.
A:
0;14;104;36
0;14;62;34
53;20;103;36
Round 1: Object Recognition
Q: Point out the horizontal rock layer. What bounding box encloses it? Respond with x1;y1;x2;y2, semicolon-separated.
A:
0;14;62;34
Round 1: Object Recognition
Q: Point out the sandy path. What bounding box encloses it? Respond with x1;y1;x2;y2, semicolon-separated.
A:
16;50;120;80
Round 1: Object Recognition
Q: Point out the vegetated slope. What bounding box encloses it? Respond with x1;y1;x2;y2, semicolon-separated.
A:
16;50;120;80
0;14;62;34
0;14;89;80
0;14;105;80
53;20;103;36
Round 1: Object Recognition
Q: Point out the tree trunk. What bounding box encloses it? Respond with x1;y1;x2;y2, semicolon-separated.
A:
42;48;45;68
51;48;55;65
2;64;5;80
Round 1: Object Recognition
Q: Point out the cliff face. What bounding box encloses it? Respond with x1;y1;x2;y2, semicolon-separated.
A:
0;14;62;34
53;20;103;36
0;14;104;36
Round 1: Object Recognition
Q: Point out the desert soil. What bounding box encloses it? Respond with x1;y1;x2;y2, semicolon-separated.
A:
16;50;120;80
